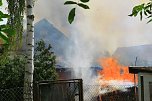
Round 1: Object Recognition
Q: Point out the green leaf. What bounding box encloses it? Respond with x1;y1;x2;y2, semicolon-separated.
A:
0;18;3;21
128;13;134;17
68;8;76;24
140;11;142;20
144;5;151;10
77;3;89;9
0;11;4;16
146;9;151;14
147;18;152;23
2;14;9;18
0;11;9;18
64;1;77;5
2;28;15;37
0;32;8;44
144;10;147;16
0;25;15;37
0;25;9;29
129;4;144;17
147;15;152;18
80;0;89;3
0;0;2;6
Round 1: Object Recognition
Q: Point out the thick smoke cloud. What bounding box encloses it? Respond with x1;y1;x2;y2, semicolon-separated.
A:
34;0;152;81
34;0;152;53
33;0;152;99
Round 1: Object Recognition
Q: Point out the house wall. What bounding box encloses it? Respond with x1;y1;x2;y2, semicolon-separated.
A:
138;73;152;101
56;68;74;80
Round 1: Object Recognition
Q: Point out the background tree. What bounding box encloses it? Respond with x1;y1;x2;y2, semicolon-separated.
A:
0;55;26;101
0;0;15;64
6;0;25;49
34;40;58;81
0;55;26;89
0;40;58;101
0;40;58;87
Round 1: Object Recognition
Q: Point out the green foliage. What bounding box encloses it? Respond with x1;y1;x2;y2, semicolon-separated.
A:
68;8;76;24
6;0;25;49
78;3;89;9
0;11;9;21
0;0;25;51
0;0;16;64
0;0;2;6
129;1;152;23
0;40;58;88
34;40;58;81
0;7;13;44
64;1;77;5
129;4;144;17
80;0;89;3
0;24;15;44
64;0;90;24
0;55;26;88
0;24;15;63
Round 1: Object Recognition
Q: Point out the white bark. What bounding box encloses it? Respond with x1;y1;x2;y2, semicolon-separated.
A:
24;0;34;101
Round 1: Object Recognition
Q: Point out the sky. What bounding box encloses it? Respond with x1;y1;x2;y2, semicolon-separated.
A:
34;0;152;54
1;0;152;54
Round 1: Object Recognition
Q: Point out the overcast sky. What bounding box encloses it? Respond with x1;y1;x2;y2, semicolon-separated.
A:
33;0;152;54
1;0;151;54
1;0;152;53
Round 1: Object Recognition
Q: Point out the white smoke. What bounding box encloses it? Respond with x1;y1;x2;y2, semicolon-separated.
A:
64;30;102;84
34;0;152;53
33;0;152;99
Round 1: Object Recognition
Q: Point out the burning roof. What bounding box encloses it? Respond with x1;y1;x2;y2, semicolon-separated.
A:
98;57;137;85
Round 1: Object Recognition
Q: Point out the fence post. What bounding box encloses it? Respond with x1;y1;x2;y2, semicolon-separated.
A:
33;82;40;101
79;79;83;101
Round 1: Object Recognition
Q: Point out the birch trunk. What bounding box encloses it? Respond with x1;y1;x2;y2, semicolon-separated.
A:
23;0;34;101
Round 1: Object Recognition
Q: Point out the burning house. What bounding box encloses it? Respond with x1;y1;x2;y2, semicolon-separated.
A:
96;57;138;101
98;57;137;85
34;19;152;101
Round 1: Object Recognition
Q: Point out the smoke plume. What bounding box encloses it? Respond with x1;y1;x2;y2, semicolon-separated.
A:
33;0;152;100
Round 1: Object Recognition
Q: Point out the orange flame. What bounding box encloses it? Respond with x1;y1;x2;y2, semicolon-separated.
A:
98;57;137;85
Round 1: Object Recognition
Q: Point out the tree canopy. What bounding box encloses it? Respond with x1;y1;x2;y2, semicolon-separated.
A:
0;40;58;89
0;0;15;44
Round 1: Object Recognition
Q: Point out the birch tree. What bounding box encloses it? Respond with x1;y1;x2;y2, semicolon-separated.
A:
1;0;90;100
2;0;33;100
23;0;34;101
23;0;90;100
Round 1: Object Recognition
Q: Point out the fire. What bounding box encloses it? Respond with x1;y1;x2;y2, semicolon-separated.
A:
98;57;137;86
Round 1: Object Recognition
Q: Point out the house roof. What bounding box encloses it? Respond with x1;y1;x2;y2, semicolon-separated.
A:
113;44;152;66
129;66;152;74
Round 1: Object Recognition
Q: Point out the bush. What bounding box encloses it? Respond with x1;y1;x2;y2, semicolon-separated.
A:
0;39;58;89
